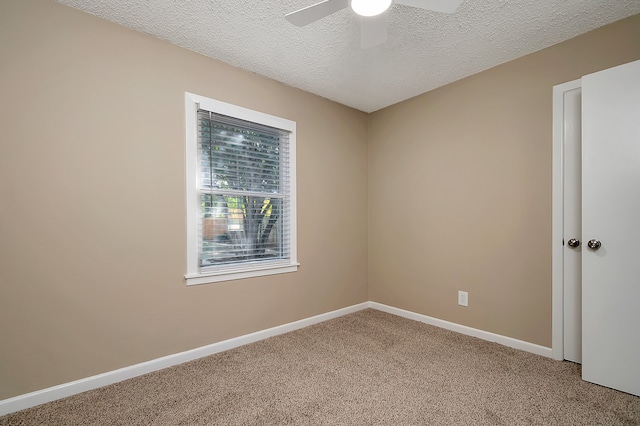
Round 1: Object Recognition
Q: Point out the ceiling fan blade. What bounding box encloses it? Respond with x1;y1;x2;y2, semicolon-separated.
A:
285;0;350;27
394;0;463;14
361;15;388;49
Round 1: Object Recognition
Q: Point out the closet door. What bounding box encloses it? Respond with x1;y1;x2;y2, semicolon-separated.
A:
581;59;640;396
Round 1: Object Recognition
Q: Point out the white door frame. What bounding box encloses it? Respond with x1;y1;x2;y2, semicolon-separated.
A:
551;78;582;361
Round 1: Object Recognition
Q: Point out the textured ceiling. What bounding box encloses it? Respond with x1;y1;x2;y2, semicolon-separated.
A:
56;0;640;112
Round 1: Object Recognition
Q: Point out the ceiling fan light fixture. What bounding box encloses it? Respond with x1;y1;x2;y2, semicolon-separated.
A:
350;0;393;17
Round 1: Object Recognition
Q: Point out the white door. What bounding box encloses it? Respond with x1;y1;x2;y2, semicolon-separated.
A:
581;59;640;396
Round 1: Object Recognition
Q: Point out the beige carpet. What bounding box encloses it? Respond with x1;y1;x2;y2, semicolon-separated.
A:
2;309;639;425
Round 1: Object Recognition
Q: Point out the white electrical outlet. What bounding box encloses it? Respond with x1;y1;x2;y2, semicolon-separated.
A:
458;291;468;307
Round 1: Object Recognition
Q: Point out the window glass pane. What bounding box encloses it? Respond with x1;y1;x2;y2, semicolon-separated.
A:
200;193;284;266
198;111;284;194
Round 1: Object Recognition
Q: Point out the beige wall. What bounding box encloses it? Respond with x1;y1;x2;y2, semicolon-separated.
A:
0;0;368;399
368;14;640;347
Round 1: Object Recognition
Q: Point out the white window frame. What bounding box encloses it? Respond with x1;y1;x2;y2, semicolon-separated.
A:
184;92;298;285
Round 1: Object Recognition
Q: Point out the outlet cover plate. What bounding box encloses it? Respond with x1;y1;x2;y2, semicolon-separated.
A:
458;291;468;307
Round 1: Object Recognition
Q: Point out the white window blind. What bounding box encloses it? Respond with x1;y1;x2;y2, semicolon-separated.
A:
198;110;292;267
185;93;297;285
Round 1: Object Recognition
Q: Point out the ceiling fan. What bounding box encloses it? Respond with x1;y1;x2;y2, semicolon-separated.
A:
285;0;464;49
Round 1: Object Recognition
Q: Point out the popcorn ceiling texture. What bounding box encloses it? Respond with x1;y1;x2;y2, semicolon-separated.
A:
56;0;640;112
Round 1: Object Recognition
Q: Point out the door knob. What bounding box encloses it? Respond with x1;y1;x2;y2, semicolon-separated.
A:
587;239;602;250
567;238;580;248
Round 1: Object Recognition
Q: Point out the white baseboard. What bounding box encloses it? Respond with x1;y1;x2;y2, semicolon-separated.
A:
369;302;553;358
1;301;552;416
0;302;369;416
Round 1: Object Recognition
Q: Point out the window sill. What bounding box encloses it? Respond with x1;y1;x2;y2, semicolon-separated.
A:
185;262;299;286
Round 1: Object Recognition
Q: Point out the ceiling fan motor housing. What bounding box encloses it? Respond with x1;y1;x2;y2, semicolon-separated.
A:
350;0;393;17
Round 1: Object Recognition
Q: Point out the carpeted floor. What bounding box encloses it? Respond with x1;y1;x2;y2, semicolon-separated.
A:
2;309;639;425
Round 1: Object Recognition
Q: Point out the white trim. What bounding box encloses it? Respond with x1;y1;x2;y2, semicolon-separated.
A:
0;303;368;416
0;301;555;416
185;92;199;276
288;120;297;273
551;79;582;361
369;302;553;358
185;263;299;285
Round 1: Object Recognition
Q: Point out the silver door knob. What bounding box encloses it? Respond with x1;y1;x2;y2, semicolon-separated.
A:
567;238;580;248
587;239;602;250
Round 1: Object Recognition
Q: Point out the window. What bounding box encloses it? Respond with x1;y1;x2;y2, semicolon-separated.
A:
185;93;297;285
